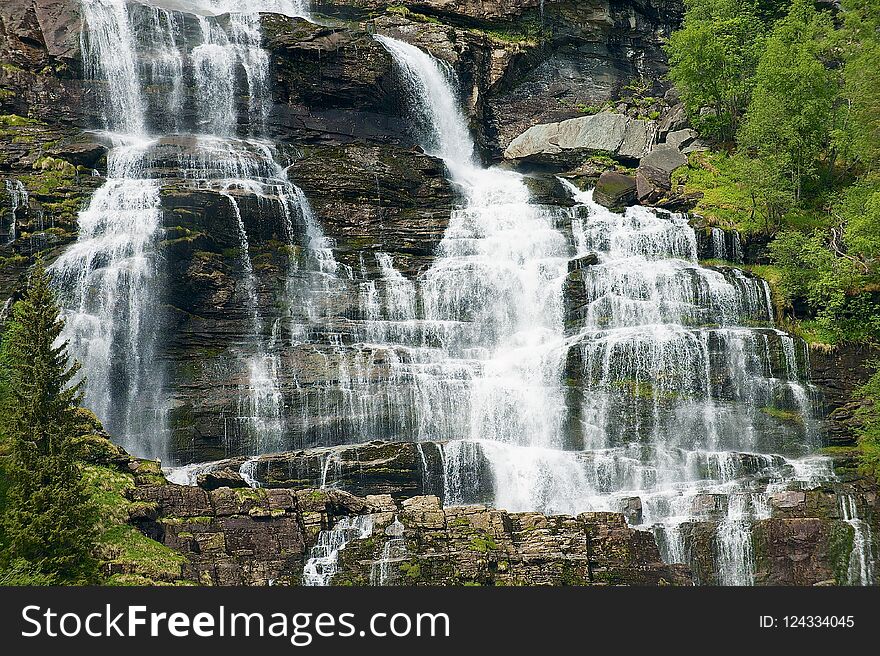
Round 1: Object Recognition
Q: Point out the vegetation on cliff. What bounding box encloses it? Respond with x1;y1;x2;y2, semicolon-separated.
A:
0;263;186;585
0;262;99;584
666;0;880;472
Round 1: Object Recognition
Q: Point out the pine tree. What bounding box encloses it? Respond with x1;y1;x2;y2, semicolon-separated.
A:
0;261;99;584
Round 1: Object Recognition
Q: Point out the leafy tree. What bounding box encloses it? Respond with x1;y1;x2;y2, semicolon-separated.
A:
738;0;838;201
665;0;765;142
840;176;880;268
736;152;796;230
0;262;99;584
837;0;880;170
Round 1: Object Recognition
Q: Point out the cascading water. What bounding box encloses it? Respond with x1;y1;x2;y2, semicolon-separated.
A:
57;0;315;460
303;515;373;586
58;3;873;585
370;516;407;586
358;36;849;584
840;495;875;586
3;179;27;244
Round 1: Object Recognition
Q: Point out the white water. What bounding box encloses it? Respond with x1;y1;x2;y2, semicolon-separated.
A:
59;4;873;586
303;514;373;586
367;36;837;585
61;0;320;460
369;516;407;586
840;495;875;586
3;179;27;244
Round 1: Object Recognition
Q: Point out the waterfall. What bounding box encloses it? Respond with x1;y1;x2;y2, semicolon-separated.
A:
238;456;263;488
56;0;318;461
302;514;373;586
840;495;875;586
3;179;27;244
370;516;407;586
368;36;836;585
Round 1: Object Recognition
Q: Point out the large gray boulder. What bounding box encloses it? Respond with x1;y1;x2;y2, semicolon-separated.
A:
619;119;655;159
636;144;687;203
503;112;654;164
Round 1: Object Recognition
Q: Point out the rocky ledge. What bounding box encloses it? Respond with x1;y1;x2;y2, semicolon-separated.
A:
130;480;692;586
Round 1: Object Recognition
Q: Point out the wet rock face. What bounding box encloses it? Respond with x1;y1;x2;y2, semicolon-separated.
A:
197;441;451;500
334;496;693;586
0;1;95;307
290;143;455;276
0;0;81;63
262;15;408;145
130;478;691;586
809;344;880;447
752;518;854;586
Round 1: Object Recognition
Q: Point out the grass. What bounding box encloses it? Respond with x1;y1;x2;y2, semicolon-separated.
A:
82;463;190;585
674;151;759;233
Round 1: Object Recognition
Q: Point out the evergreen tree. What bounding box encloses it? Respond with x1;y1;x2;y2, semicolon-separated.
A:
0;262;98;584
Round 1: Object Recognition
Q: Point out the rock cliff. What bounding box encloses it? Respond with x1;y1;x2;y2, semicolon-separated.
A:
2;0;877;587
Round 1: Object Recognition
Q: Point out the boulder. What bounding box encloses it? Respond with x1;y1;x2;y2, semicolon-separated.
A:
619;119;655;159
196;468;248;491
636;144;687;203
664;128;697;150
593;170;637;210
504;112;631;163
657;102;688;138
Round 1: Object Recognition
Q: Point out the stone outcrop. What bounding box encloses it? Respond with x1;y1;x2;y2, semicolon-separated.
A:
593;170;637;209
635;144;688;203
290;143;455;276
187;441;452;501
130;473;693;586
333;495;692;586
809;344;880;447
504;112;654;165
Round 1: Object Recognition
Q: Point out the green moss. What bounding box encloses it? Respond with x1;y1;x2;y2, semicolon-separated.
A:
399;561;421;580
80;462;192;585
234;487;264;502
99;524;187;583
468;534;498;553
161;515;214;526
386;6;442;24
828;521;856;585
0;114;37;128
82;464;136;525
789;319;839;348
760;406;805;425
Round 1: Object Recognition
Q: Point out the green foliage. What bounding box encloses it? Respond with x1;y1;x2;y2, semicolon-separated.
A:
855;364;880;480
0;558;56;586
837;0;880;169
668;0;880;346
664;0;765;141
676;151;785;233
0;262;100;584
738;0;837;201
